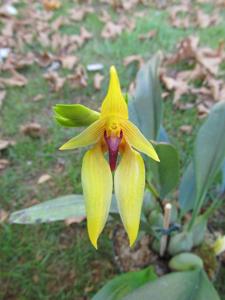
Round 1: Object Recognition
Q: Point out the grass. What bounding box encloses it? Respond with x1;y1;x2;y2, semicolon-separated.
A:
1;1;225;299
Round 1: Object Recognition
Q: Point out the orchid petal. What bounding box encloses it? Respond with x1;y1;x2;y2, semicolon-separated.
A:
121;120;160;162
82;144;113;248
59;119;105;150
101;66;128;119
115;145;145;246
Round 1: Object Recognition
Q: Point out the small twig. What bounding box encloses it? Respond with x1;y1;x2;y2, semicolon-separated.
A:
160;203;172;257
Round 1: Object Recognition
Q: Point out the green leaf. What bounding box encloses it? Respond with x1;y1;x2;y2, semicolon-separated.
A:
9;195;121;224
129;52;163;140
123;269;220;300
92;267;157;300
220;159;225;194
169;253;203;271
148;143;179;198
179;162;196;213
54;104;100;127
9;195;86;224
194;101;225;212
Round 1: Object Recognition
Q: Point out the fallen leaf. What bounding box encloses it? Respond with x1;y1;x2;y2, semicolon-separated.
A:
169;5;190;29
20;122;43;138
93;73;104;90
37;174;52;184
197;103;210;118
33;94;44;102
160;74;190;103
0;209;9;223
70;6;94;21
179;125;192;134
60;55;78;70
139;30;157;41
101;21;123;39
0;71;28;87
0;90;6;108
44;72;65;91
123;55;144;68
0;139;15;151
0;159;10;171
79;26;93;42
67;65;87;89
195;10;219;28
43;0;61;10
64;216;86;226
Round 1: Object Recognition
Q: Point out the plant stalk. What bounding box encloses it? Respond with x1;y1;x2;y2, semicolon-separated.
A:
160;203;172;257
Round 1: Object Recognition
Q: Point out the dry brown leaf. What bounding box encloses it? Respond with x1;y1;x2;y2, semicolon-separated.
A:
195;10;219;28
79;26;93;42
169;5;191;29
179;125;192;134
123;55;144;68
70;6;94;21
0;209;9;223
139;30;157;41
161;74;190;103
33;94;44;102
44;72;65;91
60;55;78;70
197;103;210;118
101;21;123;39
93;73;104;90
0;90;6;108
0;159;10;171
20;122;43;138
37;174;52;184
0;139;15;151
0;71;27;87
64;216;86;226
67;65;87;89
43;0;61;11
98;9;111;23
166;36;199;65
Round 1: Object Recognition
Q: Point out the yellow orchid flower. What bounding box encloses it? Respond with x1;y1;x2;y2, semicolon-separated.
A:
213;235;225;255
60;66;159;248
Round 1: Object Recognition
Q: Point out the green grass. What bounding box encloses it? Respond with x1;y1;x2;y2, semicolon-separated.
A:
1;1;225;299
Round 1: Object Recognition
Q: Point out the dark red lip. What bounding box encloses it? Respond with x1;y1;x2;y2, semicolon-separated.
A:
104;130;123;171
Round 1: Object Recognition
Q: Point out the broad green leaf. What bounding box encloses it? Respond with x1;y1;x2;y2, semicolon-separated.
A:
54;104;100;127
92;267;157;300
148;143;179;198
123;269;220;300
9;194;122;224
179;162;197;213
169;253;203;271
220;159;225;194
128;52;163;140
158;125;169;143
9;195;86;224
194;101;225;212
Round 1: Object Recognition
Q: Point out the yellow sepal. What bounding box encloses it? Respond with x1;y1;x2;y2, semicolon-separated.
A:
121;120;160;162
114;144;145;246
82;144;113;248
59;119;105;150
101;66;128;119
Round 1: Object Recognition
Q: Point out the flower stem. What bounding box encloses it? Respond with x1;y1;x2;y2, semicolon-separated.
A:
160;203;172;257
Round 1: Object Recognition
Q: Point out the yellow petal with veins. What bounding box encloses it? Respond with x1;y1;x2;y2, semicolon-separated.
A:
82;144;113;248
115;144;145;246
121;120;160;162
101;66;128;119
59;119;105;150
